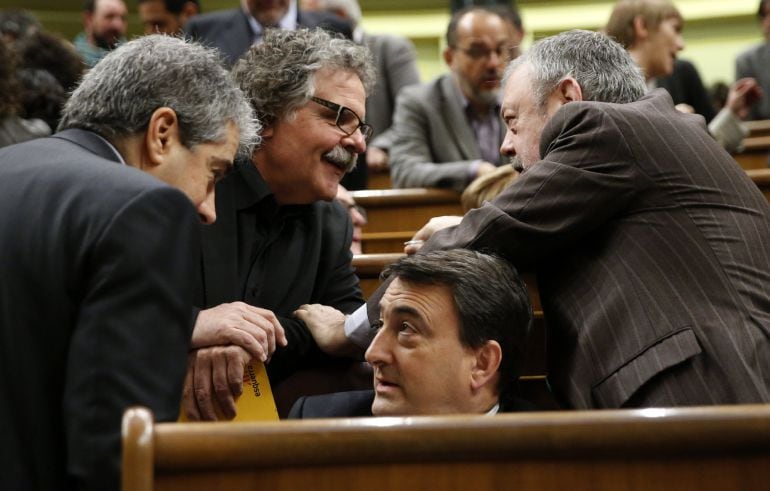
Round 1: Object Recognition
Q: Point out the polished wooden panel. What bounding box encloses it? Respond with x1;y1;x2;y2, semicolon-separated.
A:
361;231;413;254
351;188;462;233
367;171;392;190
121;405;770;491
734;136;770;170
744;120;770;138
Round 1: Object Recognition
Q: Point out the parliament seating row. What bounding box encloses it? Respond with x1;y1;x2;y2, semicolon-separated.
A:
122;404;770;491
357;169;770;254
365;125;770;191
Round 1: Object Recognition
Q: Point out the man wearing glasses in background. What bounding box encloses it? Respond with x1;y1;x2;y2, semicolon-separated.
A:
183;28;376;420
388;6;524;192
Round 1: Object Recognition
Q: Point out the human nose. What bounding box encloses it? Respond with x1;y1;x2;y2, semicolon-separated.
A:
342;130;367;155
364;327;391;366
500;131;516;157
486;49;503;69
198;191;216;225
676;34;685;52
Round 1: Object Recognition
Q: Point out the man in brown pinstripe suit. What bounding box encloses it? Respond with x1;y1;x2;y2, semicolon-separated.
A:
302;29;770;409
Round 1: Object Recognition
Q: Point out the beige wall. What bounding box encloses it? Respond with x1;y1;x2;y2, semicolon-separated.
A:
2;0;765;86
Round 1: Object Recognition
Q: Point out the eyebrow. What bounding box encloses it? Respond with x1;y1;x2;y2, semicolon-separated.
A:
209;157;234;179
389;304;431;332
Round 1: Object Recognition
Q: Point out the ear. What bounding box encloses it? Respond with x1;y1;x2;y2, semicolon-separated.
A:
469;340;502;392
632;15;649;42
556;76;583;104
443;46;454;67
143;107;182;169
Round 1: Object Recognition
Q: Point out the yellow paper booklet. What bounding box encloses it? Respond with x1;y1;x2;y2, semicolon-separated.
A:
179;361;279;421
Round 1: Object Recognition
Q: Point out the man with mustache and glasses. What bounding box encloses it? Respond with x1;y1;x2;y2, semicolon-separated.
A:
183;28;376;421
388;6;524;192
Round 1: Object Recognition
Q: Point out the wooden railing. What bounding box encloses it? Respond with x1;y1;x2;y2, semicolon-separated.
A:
353;187;459;253
122;404;770;491
355;170;770;255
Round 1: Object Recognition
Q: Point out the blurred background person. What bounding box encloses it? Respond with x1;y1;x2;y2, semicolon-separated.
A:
184;0;351;66
74;0;127;67
388;6;522;192
735;0;770;121
138;0;200;35
0;9;40;44
13;30;84;130
605;0;761;153
0;40;49;148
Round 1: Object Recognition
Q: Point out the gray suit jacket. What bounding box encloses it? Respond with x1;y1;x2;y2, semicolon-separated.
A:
0;129;199;490
369;90;770;409
389;74;505;192
184;8;351;66
365;33;420;151
735;42;770;121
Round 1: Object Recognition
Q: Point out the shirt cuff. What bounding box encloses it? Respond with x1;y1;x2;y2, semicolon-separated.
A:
467;160;482;181
344;304;376;348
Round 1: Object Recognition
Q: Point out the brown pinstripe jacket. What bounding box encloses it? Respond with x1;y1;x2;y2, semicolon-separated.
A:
374;89;770;408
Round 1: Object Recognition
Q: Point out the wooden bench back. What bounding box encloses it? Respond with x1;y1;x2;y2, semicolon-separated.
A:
123;404;770;491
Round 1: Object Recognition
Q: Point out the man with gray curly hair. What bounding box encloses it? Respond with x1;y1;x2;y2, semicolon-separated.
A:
184;28;376;420
0;35;259;490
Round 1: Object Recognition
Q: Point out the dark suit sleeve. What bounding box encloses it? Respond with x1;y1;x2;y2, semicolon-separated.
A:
427;104;643;264
367;103;643;322
63;187;199;490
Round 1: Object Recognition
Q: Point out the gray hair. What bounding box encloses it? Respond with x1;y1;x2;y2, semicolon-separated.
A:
381;249;533;407
231;28;375;128
58;35;259;158
504;29;646;108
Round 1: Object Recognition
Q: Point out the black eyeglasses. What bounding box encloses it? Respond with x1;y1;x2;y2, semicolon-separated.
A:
454;44;514;61
310;96;374;142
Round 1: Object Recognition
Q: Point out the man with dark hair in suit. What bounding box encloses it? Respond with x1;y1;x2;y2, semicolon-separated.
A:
735;0;770;121
0;35;259;490
388;6;523;192
184;0;351;66
291;249;533;418
303;29;770;410
138;0;200;35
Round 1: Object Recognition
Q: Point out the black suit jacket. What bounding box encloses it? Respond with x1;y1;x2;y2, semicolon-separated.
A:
657;59;717;123
0;130;199;490
194;162;364;383
369;90;770;409
288;390;536;418
184;8;352;66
